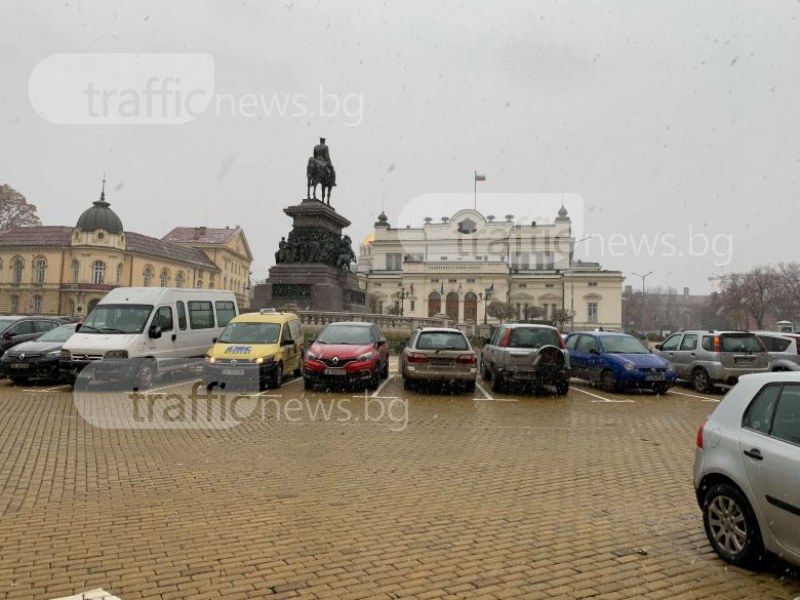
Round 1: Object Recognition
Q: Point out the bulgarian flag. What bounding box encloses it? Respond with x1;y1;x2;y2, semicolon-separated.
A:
475;172;486;182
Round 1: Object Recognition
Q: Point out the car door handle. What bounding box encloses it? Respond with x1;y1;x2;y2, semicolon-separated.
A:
690;353;695;357
743;448;763;461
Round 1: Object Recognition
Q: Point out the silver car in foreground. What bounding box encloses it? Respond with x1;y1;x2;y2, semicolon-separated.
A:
694;372;800;568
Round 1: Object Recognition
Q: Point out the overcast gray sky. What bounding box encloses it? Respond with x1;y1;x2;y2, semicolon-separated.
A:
3;0;799;293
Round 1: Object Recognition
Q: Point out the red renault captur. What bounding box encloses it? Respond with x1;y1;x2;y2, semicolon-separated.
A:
303;321;389;390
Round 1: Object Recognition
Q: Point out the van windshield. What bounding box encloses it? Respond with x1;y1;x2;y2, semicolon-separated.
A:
80;304;154;334
219;322;280;344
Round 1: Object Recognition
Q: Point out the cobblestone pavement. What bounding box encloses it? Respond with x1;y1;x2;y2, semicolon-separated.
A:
0;367;798;600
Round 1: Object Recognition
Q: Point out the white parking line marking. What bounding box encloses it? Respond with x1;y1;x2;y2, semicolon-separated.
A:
571;387;635;403
372;375;394;397
669;390;720;403
284;376;303;386
475;381;493;400
147;380;194;394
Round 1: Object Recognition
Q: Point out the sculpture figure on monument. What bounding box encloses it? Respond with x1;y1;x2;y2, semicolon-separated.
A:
336;235;357;271
307;137;336;205
274;236;288;264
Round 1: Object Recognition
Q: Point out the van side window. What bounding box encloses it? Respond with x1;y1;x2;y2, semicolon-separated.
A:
157;306;174;332
215;301;236;327
188;301;215;329
702;336;714;351
289;320;302;340
176;301;187;330
282;323;293;342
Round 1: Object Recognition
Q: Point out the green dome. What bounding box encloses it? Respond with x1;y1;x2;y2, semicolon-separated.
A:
76;196;123;235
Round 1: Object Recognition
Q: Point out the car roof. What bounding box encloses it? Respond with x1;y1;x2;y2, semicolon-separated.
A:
500;323;558;330
232;311;298;323
416;327;464;333
327;321;373;327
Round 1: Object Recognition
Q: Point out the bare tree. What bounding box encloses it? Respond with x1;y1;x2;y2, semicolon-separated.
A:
486;301;517;323
523;305;545;321
739;266;779;330
0;184;42;230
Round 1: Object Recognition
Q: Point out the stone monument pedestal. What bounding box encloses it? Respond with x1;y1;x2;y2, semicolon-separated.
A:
257;199;366;312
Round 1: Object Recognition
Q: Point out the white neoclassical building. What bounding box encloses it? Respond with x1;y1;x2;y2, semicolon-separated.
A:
358;206;623;330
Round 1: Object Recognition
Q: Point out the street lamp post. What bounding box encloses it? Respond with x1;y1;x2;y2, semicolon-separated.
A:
397;284;406;316
483;284;493;324
631;271;653;335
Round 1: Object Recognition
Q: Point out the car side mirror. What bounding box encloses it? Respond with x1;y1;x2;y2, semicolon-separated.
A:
212;337;218;344
2;331;12;340
148;324;162;339
376;339;387;347
654;344;662;351
281;338;293;346
74;323;81;333
589;348;598;355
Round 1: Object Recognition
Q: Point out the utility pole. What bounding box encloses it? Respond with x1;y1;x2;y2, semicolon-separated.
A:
632;272;653;335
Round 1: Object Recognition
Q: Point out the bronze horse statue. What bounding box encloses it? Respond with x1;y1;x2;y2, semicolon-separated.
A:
307;157;334;204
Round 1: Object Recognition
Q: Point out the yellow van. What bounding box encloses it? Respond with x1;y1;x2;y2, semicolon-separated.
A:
203;309;303;390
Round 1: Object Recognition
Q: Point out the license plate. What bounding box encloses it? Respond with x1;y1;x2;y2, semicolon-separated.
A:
325;367;346;375
222;368;245;375
429;358;454;366
734;356;754;364
10;363;29;369
646;374;664;381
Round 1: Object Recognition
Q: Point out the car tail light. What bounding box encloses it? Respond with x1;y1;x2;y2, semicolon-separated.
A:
407;352;429;364
457;354;477;365
556;332;566;349
499;329;512;347
712;336;720;352
696;419;706;449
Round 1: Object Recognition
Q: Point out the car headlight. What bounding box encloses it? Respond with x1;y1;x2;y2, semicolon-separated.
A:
105;350;128;359
60;349;70;359
254;356;274;365
206;355;216;364
357;352;374;362
46;350;61;357
306;351;318;360
624;362;635;371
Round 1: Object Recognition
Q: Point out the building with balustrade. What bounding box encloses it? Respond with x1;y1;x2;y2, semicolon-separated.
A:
358;207;623;329
0;187;253;316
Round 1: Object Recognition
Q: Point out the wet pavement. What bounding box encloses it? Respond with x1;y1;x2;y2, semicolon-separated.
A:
0;363;798;599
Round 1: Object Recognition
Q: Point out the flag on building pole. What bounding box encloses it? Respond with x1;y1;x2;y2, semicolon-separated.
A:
440;282;444;295
474;171;486;209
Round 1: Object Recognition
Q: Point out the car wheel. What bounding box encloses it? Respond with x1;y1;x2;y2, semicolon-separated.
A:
293;354;303;377
599;369;617;393
556;380;569;396
367;371;380;391
9;376;28;386
692;368;714;394
270;362;283;389
702;483;763;568
380;360;389;380
653;383;669;395
303;376;314;390
135;361;156;391
481;361;492;381
403;377;414;391
490;368;504;393
463;380;476;394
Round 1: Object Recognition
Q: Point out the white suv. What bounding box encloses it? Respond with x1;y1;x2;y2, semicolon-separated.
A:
694;372;800;568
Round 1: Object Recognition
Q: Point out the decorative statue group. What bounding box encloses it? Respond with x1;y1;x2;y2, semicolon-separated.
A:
275;233;356;272
307;137;336;204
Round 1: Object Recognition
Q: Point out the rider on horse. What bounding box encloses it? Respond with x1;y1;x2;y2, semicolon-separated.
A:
313;138;336;186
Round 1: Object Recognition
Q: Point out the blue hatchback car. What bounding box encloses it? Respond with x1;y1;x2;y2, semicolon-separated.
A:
565;331;677;394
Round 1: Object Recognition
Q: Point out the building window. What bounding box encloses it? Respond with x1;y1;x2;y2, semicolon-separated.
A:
410;300;415;311
71;260;80;283
175;271;185;288
11;257;24;284
588;302;598;322
33;257;46;284
10;295;19;313
512;252;530;270
464;292;478;322
545;284;554;288
588;282;598;287
430;278;439;283
535;251;555;270
196;280;204;289
445;292;459;321
32;295;42;313
116;263;123;285
143;265;154;287
428;291;441;317
386;253;403;271
92;260;105;285
160;269;170;287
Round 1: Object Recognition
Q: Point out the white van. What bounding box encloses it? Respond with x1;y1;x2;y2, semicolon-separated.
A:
61;288;238;388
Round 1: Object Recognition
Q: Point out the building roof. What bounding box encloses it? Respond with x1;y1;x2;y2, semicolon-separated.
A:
0;226;73;247
76;197;124;235
126;232;219;270
162;226;241;245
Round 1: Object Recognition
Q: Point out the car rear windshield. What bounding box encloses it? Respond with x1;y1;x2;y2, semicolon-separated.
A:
720;334;763;353
219;322;280;344
416;331;469;351
317;324;373;345
508;327;560;348
599;335;650;354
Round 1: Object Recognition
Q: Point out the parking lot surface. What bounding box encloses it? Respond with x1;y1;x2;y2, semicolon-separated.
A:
0;366;798;600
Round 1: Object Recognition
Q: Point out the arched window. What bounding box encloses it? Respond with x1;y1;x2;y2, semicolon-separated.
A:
175;271;185;288
33;256;46;284
32;295;43;313
92;260;105;285
464;292;478;322
71;260;80;283
160;268;170;287
69;300;76;316
10;295;19;313
446;292;460;322
143;265;154;287
11;257;24;284
88;298;100;313
196;280;203;289
208;281;215;289
428;291;441;317
116;263;123;285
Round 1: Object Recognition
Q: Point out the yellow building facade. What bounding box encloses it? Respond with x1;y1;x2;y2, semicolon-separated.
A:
0;190;253;316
